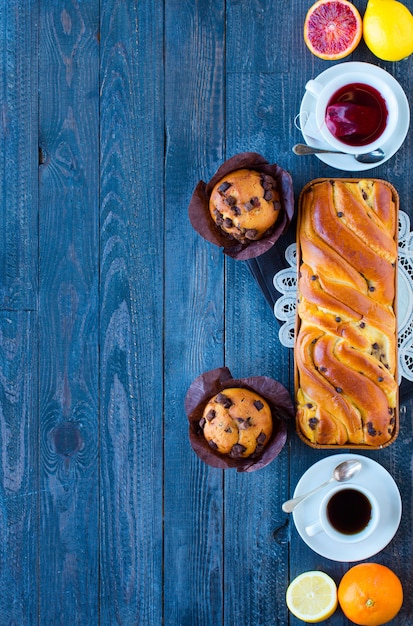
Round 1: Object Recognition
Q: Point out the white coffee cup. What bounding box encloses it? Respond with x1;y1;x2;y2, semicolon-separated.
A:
305;72;398;154
305;484;380;543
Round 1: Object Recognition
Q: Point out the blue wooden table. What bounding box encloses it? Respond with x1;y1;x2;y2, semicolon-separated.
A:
0;0;412;624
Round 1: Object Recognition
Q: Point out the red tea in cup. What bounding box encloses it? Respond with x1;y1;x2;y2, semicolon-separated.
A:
325;83;388;147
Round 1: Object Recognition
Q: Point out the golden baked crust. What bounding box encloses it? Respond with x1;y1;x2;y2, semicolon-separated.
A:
295;179;398;446
200;387;273;458
209;169;280;241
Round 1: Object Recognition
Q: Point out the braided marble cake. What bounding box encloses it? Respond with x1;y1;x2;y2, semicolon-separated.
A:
295;179;398;447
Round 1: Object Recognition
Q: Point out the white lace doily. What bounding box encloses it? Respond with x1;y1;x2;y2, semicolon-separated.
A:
273;211;413;383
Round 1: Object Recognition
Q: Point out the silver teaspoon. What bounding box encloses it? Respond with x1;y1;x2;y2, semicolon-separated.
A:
282;459;362;513
293;143;385;164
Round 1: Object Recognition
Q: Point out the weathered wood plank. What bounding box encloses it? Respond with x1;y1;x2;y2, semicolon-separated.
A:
0;1;39;620
164;1;226;624
224;6;298;625
38;2;99;621
99;1;164;624
223;61;293;626
227;0;299;74
0;0;38;308
0;312;38;623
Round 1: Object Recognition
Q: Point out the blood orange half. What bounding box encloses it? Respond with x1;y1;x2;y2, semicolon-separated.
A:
304;0;363;60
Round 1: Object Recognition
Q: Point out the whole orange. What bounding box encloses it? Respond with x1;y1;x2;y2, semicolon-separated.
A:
338;563;403;625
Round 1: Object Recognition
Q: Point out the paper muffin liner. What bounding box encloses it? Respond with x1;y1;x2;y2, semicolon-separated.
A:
185;366;293;472
188;152;294;260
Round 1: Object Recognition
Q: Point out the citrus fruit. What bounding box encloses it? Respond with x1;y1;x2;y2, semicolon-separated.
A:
286;570;338;623
304;0;363;60
338;563;403;625
363;0;413;61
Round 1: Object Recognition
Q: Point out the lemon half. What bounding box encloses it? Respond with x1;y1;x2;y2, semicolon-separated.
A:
286;571;338;623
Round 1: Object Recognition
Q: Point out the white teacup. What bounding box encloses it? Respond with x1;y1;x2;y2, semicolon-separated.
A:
305;72;399;154
305;484;380;544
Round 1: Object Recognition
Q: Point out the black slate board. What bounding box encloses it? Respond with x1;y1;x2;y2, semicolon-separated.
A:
247;220;297;311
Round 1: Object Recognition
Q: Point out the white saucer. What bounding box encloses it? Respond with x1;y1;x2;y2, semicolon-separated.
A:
292;453;402;561
299;62;410;171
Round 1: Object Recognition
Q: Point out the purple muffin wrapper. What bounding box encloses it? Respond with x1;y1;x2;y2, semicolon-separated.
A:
188;152;295;261
185;367;293;472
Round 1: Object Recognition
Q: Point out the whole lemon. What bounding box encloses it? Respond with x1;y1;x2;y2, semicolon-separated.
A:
363;0;413;61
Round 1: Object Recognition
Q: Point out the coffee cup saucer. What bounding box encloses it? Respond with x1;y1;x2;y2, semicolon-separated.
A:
298;62;410;172
291;453;402;562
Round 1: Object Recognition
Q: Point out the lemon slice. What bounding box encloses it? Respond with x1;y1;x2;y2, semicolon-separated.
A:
286;571;338;623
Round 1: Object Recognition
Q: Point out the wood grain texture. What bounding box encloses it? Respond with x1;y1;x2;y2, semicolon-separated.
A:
99;1;164;624
0;0;412;623
164;1;226;624
0;3;39;622
0;312;38;624
38;1;99;622
224;259;292;626
226;0;296;74
0;1;38;309
224;19;293;625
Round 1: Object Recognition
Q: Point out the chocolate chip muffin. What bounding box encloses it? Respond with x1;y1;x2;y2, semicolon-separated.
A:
200;387;273;458
209;169;281;242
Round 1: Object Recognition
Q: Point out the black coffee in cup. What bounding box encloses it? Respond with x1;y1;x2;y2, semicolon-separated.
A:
326;488;372;535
